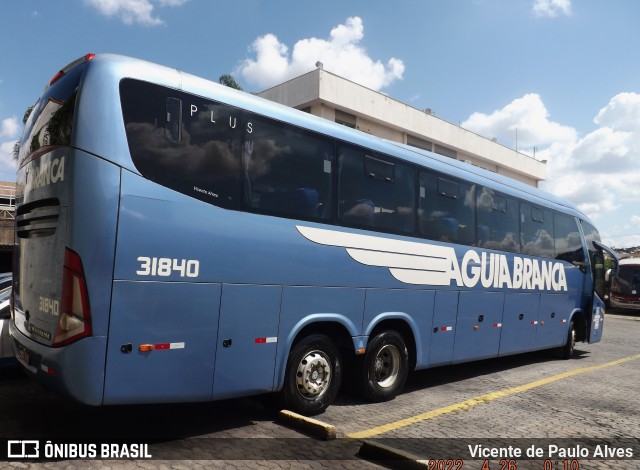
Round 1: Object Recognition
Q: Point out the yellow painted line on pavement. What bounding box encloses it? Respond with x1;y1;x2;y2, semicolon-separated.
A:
347;353;640;439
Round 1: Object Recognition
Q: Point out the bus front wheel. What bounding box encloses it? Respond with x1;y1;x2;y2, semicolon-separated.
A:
361;330;409;402
560;320;576;359
281;334;342;415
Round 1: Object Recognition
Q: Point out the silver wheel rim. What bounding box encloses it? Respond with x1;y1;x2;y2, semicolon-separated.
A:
569;328;576;351
295;350;331;400
374;344;401;388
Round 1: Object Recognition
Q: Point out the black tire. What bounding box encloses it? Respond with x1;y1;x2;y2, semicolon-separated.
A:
560;320;576;359
281;334;342;415
361;330;409;402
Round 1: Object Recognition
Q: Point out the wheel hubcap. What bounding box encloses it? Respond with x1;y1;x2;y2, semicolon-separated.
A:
296;350;331;400
373;344;401;388
570;328;576;350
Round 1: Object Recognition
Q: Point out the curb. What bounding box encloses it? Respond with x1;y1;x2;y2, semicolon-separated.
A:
277;410;337;440
358;439;427;469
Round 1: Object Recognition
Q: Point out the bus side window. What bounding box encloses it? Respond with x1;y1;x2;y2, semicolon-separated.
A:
521;204;554;258
338;146;415;234
476;187;520;253
242;113;334;221
121;79;242;209
418;172;475;245
554;214;585;266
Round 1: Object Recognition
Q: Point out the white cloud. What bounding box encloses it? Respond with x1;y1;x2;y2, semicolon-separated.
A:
237;17;405;91
0;141;17;175
86;0;188;26
0;117;19;179
462;91;640;246
0;117;18;139
532;0;572;18
593;92;640;132
461;93;576;152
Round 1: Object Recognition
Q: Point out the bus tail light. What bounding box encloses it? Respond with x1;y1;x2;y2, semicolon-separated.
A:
49;53;95;87
53;248;92;347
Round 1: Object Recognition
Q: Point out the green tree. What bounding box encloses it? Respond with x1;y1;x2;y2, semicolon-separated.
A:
219;74;243;91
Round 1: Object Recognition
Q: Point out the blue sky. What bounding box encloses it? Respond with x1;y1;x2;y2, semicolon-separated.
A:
1;0;639;247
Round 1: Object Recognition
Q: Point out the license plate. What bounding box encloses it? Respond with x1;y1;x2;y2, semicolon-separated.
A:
17;346;30;365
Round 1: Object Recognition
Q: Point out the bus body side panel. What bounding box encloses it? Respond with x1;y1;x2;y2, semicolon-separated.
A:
9;325;107;405
104;281;220;404
537;294;572;348
499;293;540;356
452;292;504;363
69;151;121;340
212;284;282;400
428;291;458;367
362;288;434;369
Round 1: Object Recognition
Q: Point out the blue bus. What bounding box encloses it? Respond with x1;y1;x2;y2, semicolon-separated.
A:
10;54;616;415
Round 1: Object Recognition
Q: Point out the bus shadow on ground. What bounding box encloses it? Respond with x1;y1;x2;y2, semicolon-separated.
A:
333;347;590;408
0;367;369;461
0;365;279;441
404;348;590;393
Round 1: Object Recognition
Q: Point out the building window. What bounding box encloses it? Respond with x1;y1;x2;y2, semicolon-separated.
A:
407;135;433;152
434;144;457;159
335;110;357;129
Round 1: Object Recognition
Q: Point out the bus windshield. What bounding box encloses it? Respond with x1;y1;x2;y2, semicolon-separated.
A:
613;264;640;296
18;57;88;166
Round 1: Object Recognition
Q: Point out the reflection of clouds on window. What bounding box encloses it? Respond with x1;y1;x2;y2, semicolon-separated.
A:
121;79;241;208
243;113;333;220
244;138;291;181
554;213;584;264
522;229;554;257
477;187;494;212
477;187;519;254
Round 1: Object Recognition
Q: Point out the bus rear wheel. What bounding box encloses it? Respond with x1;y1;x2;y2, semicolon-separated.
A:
361;330;409;402
281;334;342;415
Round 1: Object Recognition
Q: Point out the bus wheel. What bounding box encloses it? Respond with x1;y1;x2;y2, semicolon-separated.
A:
282;334;342;415
362;330;409;402
560;321;576;359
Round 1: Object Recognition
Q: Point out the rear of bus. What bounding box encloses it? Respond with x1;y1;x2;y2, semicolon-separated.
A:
10;54;120;404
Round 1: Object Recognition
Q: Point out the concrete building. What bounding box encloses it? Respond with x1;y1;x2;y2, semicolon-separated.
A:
258;67;546;187
0;181;15;272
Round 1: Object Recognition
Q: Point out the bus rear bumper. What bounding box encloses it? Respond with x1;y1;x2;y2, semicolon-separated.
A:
9;322;106;406
609;297;640;310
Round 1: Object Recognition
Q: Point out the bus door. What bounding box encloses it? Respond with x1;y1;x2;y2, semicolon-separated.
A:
588;242;617;344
